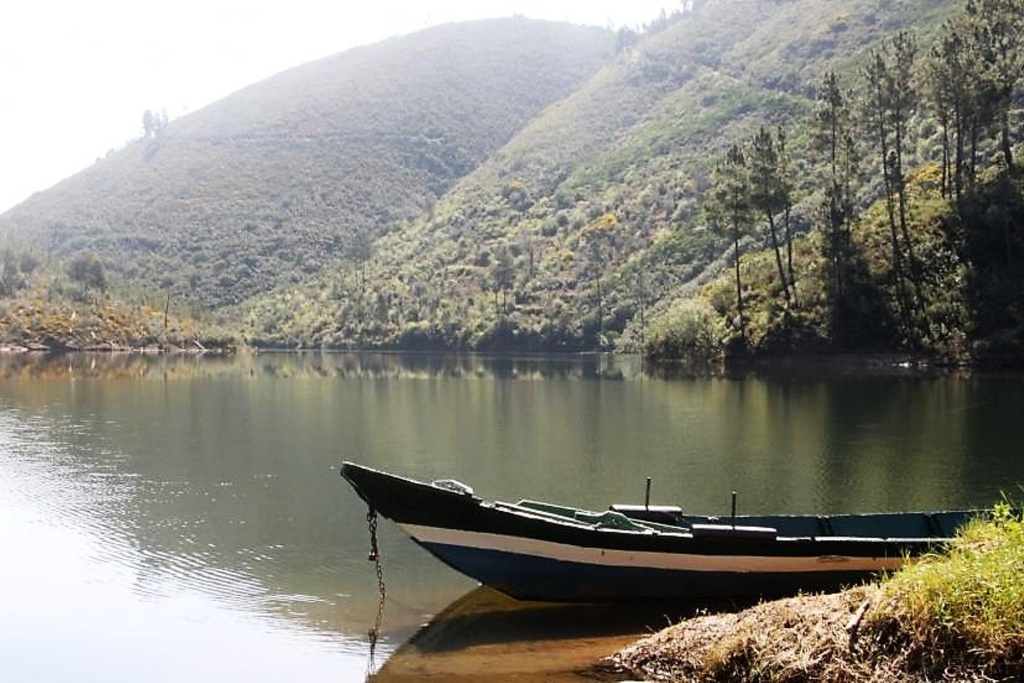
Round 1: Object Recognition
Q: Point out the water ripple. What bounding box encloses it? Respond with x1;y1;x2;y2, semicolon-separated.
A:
0;406;330;625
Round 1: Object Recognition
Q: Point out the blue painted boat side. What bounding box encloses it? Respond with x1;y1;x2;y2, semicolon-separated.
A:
416;540;878;601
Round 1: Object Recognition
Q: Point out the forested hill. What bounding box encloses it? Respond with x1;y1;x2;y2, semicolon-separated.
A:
0;18;615;307
240;0;972;351
1;0;1021;361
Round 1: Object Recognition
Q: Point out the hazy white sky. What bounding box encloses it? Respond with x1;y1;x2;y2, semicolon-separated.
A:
0;1;678;214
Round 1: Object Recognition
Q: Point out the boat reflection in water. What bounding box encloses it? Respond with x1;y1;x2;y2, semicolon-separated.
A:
369;586;754;682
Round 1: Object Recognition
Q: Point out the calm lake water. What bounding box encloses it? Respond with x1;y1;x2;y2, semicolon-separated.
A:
1;351;1022;681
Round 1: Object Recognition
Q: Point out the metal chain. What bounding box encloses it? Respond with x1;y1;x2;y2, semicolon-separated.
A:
366;507;386;599
365;507;386;679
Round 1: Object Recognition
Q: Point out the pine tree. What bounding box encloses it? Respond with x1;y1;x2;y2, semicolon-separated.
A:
748;126;794;306
811;70;859;335
705;145;753;342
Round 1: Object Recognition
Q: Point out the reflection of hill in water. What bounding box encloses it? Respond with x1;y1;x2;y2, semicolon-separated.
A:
0;351;236;380
0;351;648;381
0;354;470;645
0;349;968;383
258;352;646;380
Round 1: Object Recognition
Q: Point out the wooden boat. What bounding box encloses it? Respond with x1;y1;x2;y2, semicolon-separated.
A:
341;461;979;602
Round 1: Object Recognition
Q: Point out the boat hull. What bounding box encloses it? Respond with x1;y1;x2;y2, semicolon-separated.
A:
403;523;894;601
341;462;967;602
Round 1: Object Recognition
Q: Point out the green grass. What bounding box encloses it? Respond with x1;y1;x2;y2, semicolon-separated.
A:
871;501;1024;674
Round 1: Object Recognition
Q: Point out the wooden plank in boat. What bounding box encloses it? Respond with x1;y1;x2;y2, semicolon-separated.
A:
691;523;778;540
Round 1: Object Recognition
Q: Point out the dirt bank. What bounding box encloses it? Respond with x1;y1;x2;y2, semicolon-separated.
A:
600;581;1019;682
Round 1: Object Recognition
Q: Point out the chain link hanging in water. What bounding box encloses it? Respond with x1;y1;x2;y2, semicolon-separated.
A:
365;507;386;679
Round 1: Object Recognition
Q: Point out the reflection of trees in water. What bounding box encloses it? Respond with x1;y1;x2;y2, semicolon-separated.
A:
271;352;962;382
0;350;651;381
2;348;982;384
0;351;232;380
257;351;646;380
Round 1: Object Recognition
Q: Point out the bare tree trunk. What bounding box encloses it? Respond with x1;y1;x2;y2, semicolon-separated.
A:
733;233;745;341
766;212;791;306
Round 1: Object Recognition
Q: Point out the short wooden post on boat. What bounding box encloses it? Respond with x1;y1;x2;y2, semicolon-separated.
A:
731;490;737;528
645;477;652;511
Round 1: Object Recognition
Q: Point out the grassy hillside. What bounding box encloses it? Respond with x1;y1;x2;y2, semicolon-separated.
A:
0;18;614;308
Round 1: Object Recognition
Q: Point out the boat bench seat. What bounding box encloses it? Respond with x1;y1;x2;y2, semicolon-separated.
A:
691;523;777;540
739;516;827;538
514;499;580;520
512;500;649;531
610;504;684;525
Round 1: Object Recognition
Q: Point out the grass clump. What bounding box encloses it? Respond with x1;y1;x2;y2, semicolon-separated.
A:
865;501;1024;678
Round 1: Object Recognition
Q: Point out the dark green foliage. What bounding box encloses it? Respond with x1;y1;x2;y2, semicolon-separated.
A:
67;253;106;292
956;175;1024;357
964;0;1024;172
749;126;796;306
811;71;862;344
0;246;38;297
860;30;925;344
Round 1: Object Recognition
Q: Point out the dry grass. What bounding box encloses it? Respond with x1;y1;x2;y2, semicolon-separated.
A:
606;586;886;682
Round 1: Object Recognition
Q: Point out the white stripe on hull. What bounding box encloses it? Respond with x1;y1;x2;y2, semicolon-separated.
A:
399;523;907;574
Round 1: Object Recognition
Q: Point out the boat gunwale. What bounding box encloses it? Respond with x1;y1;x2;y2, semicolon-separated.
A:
483;500;958;546
344;462;967;545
